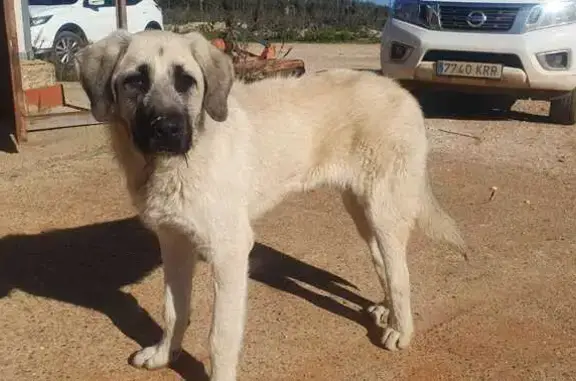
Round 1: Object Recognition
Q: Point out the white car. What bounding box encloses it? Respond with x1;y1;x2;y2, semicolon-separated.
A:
380;0;576;125
29;0;164;78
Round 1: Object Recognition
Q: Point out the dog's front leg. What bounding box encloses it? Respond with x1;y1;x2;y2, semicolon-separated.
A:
131;228;197;369
209;224;254;381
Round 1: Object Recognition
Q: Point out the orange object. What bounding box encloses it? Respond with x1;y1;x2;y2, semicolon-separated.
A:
25;84;65;112
259;44;276;60
211;38;227;51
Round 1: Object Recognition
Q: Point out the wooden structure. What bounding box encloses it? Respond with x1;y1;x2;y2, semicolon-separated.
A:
0;0;130;153
1;0;27;152
116;0;128;29
1;1;304;153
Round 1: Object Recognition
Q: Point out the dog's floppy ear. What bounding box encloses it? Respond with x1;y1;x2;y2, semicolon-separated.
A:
74;30;132;122
187;32;235;122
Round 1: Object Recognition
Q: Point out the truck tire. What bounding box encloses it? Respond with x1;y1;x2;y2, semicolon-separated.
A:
145;22;162;30
549;89;576;126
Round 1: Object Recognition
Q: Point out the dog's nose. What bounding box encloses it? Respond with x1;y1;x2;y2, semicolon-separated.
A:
152;116;184;138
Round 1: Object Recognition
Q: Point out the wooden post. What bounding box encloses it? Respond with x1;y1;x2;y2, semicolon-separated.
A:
116;0;128;29
3;0;28;144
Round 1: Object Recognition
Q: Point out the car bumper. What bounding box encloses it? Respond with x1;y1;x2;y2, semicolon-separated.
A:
381;19;576;94
30;26;55;57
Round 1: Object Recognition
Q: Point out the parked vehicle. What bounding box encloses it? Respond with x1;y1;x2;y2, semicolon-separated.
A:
381;0;576;125
29;0;164;79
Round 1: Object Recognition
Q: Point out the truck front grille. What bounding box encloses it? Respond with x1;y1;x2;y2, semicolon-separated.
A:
440;5;520;32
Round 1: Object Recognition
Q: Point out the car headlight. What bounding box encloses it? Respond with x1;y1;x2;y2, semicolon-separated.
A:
30;15;53;27
392;0;441;30
525;0;576;31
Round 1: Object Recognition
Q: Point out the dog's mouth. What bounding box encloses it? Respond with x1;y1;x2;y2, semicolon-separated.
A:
148;135;192;156
131;113;193;156
133;130;192;156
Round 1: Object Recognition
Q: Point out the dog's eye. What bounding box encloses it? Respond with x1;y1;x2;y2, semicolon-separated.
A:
174;65;196;94
124;74;148;92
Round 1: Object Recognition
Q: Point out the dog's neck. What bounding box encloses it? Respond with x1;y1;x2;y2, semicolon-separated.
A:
109;110;209;203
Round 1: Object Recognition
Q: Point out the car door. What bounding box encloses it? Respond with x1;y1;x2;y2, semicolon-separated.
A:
126;0;150;33
80;0;117;43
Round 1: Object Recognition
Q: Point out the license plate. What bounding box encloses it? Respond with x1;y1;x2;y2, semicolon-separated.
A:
436;60;503;79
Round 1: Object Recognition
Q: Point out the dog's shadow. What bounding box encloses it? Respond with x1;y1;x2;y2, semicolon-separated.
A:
0;217;377;380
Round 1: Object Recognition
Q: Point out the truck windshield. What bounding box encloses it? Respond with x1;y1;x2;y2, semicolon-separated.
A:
29;0;78;4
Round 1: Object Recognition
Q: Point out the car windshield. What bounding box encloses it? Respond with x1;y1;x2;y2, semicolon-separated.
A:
29;0;78;5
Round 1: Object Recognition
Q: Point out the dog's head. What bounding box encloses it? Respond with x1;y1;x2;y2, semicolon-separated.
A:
74;30;234;156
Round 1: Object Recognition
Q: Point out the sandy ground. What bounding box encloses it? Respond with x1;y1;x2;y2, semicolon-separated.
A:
1;43;576;381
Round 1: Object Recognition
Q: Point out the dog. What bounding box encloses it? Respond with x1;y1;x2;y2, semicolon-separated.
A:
74;29;465;381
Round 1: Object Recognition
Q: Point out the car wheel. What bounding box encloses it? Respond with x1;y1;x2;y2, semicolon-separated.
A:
549;89;576;126
145;22;162;30
52;31;85;81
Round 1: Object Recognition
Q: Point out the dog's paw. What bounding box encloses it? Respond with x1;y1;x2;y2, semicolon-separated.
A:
367;304;413;351
367;304;389;328
382;326;412;351
129;344;181;370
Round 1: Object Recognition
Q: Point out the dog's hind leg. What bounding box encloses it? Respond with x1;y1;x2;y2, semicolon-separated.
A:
363;179;418;351
341;191;390;325
130;229;198;369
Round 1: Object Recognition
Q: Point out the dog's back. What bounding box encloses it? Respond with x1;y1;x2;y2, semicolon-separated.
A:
234;68;427;192
233;69;464;253
235;68;424;137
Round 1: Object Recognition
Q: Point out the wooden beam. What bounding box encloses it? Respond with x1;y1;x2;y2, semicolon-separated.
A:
27;111;102;131
3;0;28;143
116;0;128;29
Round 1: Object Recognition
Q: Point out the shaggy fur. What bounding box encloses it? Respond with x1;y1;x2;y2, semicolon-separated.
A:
75;29;466;381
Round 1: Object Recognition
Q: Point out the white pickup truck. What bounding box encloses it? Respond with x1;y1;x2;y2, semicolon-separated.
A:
380;0;576;125
29;0;164;79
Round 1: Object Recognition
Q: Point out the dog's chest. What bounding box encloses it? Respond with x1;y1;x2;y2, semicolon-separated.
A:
133;170;199;234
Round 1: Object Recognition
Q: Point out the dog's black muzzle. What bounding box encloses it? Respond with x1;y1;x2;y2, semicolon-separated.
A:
132;110;192;155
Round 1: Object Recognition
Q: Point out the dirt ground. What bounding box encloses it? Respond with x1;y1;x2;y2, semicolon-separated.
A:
1;43;576;381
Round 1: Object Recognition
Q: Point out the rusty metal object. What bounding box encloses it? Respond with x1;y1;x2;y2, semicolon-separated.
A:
211;37;306;83
234;58;306;83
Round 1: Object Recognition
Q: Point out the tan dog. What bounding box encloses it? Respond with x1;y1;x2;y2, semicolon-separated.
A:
75;29;465;381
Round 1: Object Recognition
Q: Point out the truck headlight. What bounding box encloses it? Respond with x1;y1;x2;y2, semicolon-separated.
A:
30;15;53;27
525;0;576;31
392;0;442;30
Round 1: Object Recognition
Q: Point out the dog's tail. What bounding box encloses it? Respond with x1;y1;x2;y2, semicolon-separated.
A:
417;174;468;260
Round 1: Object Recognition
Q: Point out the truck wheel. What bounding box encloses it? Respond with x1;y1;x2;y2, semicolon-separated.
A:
145;22;162;30
549;89;576;125
53;31;85;81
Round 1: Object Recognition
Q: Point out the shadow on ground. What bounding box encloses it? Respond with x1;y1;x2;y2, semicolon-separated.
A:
416;92;552;124
350;68;552;124
0;217;376;380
